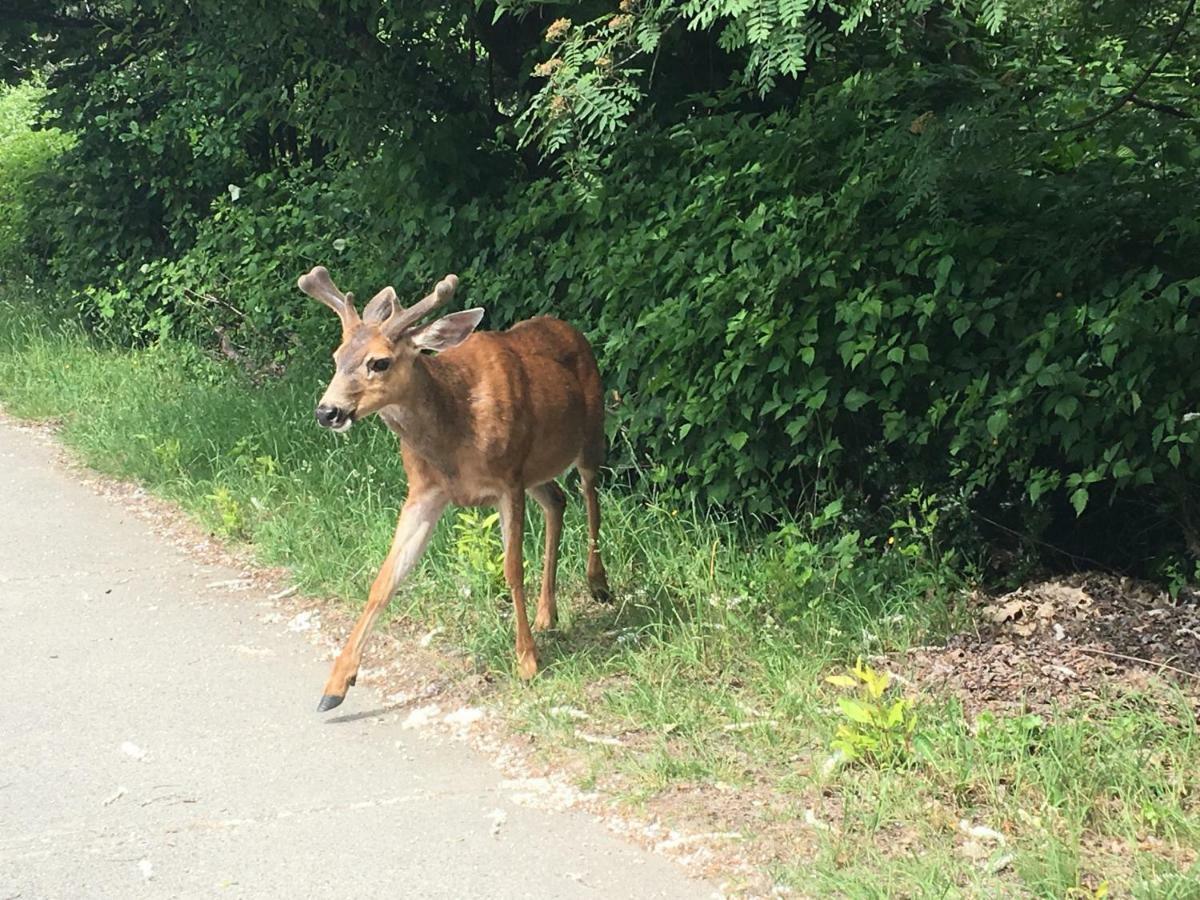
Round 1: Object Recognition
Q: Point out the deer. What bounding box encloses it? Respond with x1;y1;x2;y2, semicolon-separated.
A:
297;265;613;712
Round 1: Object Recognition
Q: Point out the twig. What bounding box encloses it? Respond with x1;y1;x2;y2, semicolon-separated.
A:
1053;0;1196;132
1129;94;1194;119
972;512;1113;571
1076;645;1200;681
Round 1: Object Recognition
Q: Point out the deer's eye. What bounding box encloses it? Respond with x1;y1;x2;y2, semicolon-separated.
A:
366;357;391;374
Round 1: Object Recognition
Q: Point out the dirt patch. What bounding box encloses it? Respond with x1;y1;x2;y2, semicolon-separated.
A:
906;574;1200;718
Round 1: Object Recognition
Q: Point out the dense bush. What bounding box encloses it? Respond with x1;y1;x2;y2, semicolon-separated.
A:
3;1;1199;575
0;84;70;274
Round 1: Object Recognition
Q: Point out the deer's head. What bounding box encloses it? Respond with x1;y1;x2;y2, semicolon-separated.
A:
298;266;483;432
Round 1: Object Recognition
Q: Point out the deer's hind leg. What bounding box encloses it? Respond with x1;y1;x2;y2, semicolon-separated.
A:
528;481;566;631
576;463;612;603
318;492;446;712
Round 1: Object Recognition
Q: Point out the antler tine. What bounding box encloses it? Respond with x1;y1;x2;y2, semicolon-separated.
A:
297;266;361;329
386;274;459;336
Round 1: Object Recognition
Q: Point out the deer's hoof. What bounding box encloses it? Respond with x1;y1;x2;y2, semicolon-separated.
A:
516;651;538;681
589;580;613;604
317;694;345;713
533;612;557;632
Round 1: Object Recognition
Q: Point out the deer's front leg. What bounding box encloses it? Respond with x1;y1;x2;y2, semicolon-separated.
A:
318;493;446;712
499;490;538;680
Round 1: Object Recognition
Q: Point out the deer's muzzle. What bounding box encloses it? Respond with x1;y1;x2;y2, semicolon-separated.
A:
315;404;354;432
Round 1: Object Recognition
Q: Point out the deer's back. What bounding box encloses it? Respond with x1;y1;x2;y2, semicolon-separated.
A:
409;316;605;502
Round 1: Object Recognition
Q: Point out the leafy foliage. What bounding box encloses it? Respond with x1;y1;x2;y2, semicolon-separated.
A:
0;83;70;273
451;508;508;597
2;0;1199;576
825;658;922;766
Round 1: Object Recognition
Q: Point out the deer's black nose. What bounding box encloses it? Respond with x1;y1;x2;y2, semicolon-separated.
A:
315;404;344;428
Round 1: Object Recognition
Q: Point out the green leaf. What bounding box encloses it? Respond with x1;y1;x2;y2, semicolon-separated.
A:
825;674;858;688
838;697;874;725
727;431;749;450
934;255;954;291
987;410;1009;438
1054;396;1079;420
844;389;870;412
1070;487;1089;516
864;669;891;699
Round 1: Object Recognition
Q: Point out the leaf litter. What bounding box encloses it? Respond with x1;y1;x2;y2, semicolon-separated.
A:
906;573;1200;718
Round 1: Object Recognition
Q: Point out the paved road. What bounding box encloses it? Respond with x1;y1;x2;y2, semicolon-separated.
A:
0;423;711;899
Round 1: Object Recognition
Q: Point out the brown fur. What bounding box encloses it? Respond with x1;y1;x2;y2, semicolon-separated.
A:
298;267;611;710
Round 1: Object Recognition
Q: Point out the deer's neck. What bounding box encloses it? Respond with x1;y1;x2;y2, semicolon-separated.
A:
381;355;470;464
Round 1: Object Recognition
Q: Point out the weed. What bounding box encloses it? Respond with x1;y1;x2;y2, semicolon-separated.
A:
205;485;246;538
450;508;507;598
825;658;922;767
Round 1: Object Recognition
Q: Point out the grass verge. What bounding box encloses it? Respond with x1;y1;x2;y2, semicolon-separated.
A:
1;291;1196;897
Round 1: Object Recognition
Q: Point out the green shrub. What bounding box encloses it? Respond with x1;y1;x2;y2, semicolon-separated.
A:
5;2;1199;576
0;84;71;275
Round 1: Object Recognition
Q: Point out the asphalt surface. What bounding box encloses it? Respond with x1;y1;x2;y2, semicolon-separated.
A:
0;422;713;899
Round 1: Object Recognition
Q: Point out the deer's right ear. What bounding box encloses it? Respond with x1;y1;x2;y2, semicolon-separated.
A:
408;308;485;353
362;286;397;324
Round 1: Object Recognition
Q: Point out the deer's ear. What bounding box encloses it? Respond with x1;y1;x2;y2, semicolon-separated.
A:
407;308;484;353
361;286;397;325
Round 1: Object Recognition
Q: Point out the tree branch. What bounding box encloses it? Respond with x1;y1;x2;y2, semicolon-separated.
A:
1129;93;1194;118
1053;0;1196;133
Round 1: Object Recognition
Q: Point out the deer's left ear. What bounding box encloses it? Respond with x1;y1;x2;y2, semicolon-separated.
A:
362;286;397;324
408;308;485;352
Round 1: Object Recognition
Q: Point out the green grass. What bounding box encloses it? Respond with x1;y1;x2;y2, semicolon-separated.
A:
2;292;1197;897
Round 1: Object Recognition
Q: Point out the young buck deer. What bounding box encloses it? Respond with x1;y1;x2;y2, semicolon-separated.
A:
298;265;612;712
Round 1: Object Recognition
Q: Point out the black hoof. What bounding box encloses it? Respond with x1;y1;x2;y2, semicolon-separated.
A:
347;674;356;687
317;694;345;712
590;584;614;604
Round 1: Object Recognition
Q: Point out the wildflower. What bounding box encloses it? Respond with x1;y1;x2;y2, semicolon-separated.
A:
595;55;611;70
546;17;571;42
533;58;563;78
619;0;635;11
607;14;631;29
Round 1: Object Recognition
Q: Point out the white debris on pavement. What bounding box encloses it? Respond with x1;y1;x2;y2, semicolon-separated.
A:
401;704;442;729
286;610;317;632
444;707;485;729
